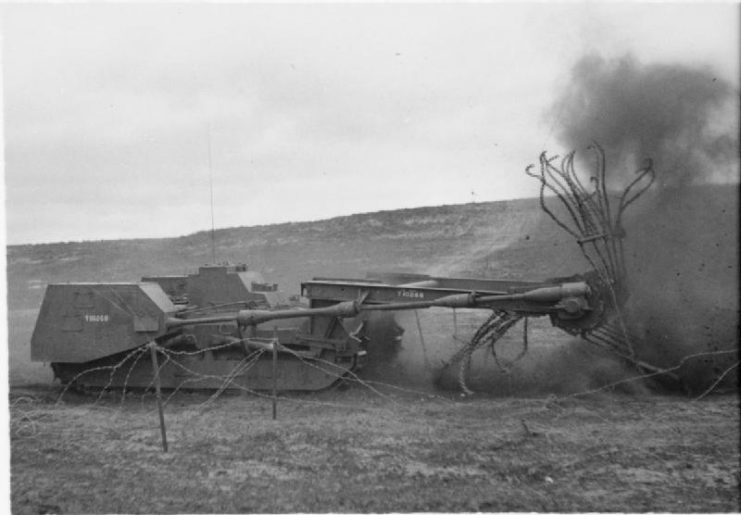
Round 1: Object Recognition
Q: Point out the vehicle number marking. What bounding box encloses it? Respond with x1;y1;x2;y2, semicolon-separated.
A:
85;314;110;323
397;290;424;299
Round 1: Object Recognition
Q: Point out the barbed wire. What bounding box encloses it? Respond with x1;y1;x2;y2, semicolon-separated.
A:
55;346;148;403
45;329;461;414
196;350;267;410
691;360;739;401
559;348;738;400
12;334;737;454
274;343;405;407
49;301;737;409
10;396;47;439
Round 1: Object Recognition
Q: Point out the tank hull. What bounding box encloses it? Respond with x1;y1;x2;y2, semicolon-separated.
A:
51;347;363;392
32;264;368;392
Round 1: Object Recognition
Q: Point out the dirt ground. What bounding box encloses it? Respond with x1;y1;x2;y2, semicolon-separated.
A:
9;382;740;514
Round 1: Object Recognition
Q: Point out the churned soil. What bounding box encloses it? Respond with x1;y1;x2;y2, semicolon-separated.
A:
10;385;740;514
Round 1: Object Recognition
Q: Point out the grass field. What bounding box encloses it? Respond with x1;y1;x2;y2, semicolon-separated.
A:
10;384;740;514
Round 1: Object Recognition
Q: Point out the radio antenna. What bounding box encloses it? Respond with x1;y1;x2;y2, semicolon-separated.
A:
207;123;216;264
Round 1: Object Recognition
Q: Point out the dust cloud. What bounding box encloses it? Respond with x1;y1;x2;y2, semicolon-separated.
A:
363;54;738;396
552;54;739;393
363;309;648;396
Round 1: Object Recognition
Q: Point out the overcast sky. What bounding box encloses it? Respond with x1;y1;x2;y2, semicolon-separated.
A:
2;2;738;245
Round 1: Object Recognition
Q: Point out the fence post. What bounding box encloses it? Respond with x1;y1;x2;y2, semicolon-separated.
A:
272;326;278;420
149;341;168;452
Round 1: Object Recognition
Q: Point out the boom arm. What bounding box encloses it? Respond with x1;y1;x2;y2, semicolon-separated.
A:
163;273;608;336
301;273;607;335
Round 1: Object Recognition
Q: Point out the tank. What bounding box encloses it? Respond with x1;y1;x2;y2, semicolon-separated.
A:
31;264;367;391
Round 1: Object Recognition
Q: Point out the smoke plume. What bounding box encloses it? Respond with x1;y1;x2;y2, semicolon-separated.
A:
551;54;737;187
551;54;739;393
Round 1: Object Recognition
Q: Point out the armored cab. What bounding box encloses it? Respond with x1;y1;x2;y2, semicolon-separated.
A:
31;282;177;363
142;263;289;309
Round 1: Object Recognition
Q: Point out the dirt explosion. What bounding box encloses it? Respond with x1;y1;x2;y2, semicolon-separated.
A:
363;54;738;396
552;54;739;394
